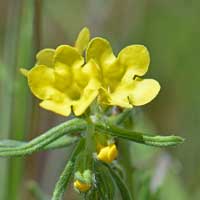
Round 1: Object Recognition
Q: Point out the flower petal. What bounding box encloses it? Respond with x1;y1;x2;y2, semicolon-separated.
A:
40;100;71;116
73;79;100;116
118;45;150;77
74;59;100;88
86;37;116;67
129;78;160;106
100;78;160;108
104;85;133;108
75;27;90;54
27;65;56;100
36;48;55;67
54;45;84;67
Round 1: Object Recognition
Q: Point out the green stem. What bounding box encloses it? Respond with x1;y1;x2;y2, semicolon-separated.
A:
84;117;95;169
52;138;85;200
0;118;87;156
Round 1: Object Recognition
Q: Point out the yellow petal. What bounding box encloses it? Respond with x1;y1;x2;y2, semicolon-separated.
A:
75;27;90;54
73;79;100;116
101;78;160;108
36;48;55;67
74;59;100;88
20;68;29;77
105;85;133;108
54;45;84;67
73;60;101;116
129;79;160;106
86;37;116;67
40;100;71;116
97;144;118;163
27;65;56;100
118;45;150;77
74;180;91;192
54;62;73;91
108;144;118;162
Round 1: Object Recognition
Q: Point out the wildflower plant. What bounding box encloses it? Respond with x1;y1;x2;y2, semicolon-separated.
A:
0;27;184;200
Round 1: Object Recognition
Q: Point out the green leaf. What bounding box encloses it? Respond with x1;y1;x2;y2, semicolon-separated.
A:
0;136;78;151
102;162;132;200
52;138;85;200
95;122;184;147
95;161;115;200
0;118;87;156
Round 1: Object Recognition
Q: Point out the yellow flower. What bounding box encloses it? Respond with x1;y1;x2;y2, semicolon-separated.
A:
97;143;118;163
74;180;91;192
86;37;160;108
21;28;100;116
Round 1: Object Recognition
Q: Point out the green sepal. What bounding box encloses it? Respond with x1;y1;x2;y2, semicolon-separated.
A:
74;170;93;184
108;108;132;125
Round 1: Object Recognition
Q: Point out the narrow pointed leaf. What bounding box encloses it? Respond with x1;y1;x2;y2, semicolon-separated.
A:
102;162;132;200
95;122;184;147
0;136;78;151
0;118;87;156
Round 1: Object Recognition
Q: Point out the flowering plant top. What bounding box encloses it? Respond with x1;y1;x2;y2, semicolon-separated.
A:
21;27;160;117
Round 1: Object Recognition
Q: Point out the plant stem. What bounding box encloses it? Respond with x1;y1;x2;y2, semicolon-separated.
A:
52;138;85;200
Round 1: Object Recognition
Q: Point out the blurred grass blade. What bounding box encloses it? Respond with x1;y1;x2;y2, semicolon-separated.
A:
28;181;50;200
52;138;85;200
95;122;184;147
0;118;87;156
0;0;24;199
102;162;132;200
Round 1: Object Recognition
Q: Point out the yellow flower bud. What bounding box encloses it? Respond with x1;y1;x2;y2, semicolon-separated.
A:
97;144;118;163
73;180;91;192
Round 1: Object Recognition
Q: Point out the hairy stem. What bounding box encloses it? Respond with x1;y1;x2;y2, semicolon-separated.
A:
52;138;85;200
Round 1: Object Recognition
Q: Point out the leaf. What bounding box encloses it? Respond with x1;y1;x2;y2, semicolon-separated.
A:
102;162;133;200
94;161;115;200
0;136;78;150
0;118;87;156
94;121;184;147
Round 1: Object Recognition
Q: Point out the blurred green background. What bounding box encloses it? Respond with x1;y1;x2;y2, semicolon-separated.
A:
0;0;199;199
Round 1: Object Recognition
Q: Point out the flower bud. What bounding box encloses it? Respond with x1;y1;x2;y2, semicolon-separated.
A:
97;143;118;163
